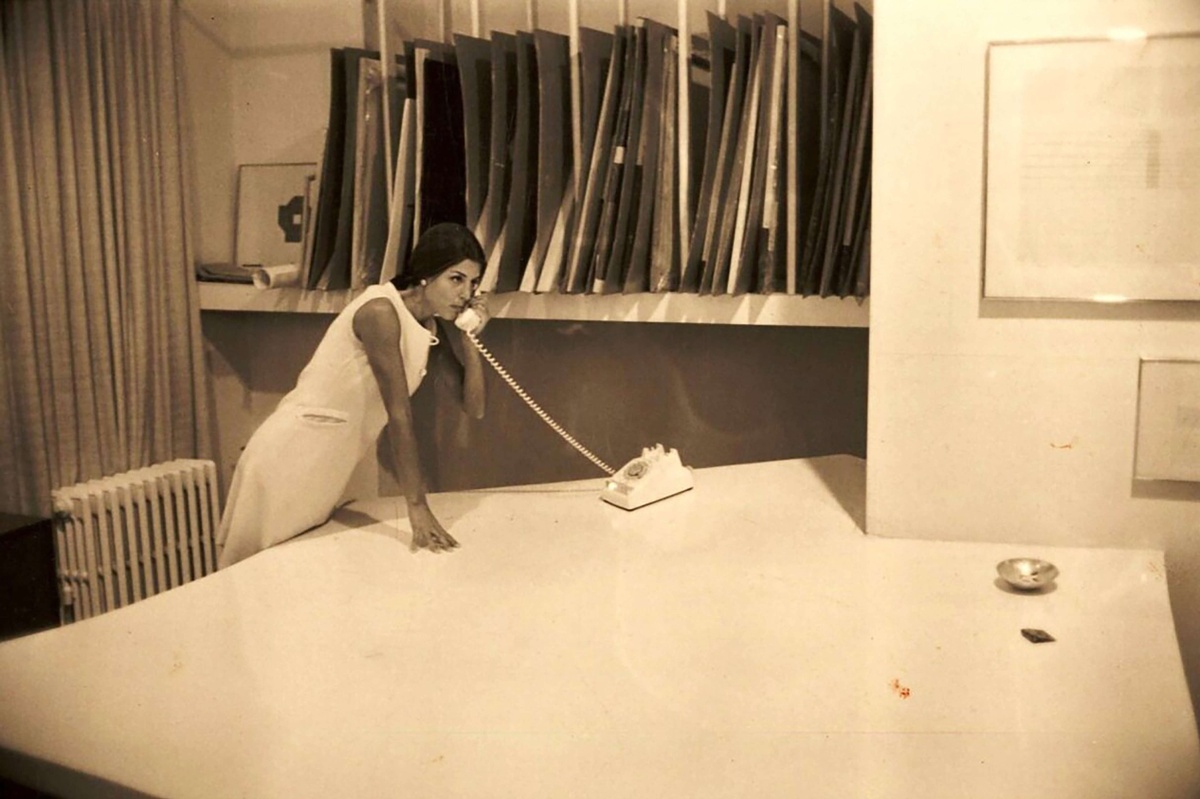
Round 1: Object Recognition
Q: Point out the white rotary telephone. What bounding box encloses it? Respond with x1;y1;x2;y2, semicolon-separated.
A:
455;308;694;510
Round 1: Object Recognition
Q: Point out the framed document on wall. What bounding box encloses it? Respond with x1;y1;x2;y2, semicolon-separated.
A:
234;162;318;269
983;34;1200;302
1135;359;1200;482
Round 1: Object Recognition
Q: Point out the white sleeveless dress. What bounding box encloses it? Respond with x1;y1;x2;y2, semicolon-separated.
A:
217;284;438;568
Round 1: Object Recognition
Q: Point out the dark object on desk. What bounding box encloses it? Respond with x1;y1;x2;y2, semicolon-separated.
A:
1021;628;1055;644
0;514;59;641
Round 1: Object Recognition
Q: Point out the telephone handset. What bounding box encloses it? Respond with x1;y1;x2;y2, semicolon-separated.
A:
454;306;693;510
454;307;483;334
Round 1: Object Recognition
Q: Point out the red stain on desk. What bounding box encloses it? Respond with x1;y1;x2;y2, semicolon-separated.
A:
890;678;911;699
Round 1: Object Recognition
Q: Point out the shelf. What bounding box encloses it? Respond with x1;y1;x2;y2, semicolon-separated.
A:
197;281;869;328
488;291;868;327
198;282;357;314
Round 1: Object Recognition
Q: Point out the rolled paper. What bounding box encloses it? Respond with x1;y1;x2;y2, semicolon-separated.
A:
252;263;301;290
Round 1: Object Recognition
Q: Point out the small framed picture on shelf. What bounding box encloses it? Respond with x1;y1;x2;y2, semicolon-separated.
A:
983;34;1200;302
234;163;318;270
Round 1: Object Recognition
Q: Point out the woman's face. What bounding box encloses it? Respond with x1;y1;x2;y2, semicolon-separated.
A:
424;259;483;320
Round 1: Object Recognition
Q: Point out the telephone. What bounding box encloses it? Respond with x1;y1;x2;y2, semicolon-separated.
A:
455;307;694;510
598;444;694;510
453;307;484;334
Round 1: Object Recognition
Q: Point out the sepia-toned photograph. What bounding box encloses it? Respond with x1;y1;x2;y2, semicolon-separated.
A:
1;0;1198;797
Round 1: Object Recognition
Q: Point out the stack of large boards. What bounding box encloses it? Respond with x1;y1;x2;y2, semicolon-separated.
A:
303;2;872;298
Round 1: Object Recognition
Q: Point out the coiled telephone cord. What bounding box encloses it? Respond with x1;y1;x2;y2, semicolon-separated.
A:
464;332;616;476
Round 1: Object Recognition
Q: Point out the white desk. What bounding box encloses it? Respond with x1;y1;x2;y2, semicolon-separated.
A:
1;457;1197;798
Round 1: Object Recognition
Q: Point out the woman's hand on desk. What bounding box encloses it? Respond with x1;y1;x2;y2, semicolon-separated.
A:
408;502;459;553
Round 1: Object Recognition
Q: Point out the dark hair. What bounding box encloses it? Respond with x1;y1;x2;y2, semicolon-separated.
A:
391;223;485;289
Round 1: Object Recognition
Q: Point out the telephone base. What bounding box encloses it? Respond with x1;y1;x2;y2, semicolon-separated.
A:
600;445;694;511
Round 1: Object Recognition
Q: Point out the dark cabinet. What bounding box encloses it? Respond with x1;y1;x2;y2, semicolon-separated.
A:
0;513;59;641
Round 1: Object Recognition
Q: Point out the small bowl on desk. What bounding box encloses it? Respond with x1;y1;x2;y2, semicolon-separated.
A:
997;558;1059;591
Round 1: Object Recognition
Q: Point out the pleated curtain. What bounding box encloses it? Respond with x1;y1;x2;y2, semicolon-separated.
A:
0;0;211;517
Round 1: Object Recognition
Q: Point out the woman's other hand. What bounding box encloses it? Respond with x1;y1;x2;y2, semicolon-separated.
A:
408;502;459;553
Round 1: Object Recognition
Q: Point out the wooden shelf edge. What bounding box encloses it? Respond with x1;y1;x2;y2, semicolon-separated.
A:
489;292;869;327
197;281;869;328
198;282;360;314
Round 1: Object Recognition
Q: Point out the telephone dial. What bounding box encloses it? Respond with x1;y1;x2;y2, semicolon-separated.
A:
455;307;694;509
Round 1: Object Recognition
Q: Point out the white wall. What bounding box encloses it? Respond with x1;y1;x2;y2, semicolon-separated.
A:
181;0;368;491
869;0;1200;716
180;0;361;265
180;5;235;266
385;0;832;44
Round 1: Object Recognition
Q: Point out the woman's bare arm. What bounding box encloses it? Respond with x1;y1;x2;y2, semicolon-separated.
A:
354;298;457;552
459;330;486;419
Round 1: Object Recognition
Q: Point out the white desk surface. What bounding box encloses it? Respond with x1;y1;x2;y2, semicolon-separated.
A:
1;456;1197;798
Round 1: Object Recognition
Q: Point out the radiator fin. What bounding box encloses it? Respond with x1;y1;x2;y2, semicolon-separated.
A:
51;460;221;624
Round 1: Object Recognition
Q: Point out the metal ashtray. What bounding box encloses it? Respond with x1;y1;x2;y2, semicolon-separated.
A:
997;558;1059;591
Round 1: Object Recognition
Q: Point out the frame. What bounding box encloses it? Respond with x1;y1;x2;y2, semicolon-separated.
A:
234;163;318;269
1134;359;1200;482
983;34;1200;302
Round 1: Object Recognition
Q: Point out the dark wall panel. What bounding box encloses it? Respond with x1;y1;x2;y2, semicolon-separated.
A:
412;320;868;491
204;314;867;497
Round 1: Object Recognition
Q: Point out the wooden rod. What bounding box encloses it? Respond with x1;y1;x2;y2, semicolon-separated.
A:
677;0;690;255
378;0;394;213
820;0;829;154
569;0;583;203
471;0;480;37
786;0;799;292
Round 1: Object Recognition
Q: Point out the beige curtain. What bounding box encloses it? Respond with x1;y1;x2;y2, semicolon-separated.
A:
1;0;210;517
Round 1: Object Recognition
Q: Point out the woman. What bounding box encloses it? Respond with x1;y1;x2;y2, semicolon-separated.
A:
217;223;489;568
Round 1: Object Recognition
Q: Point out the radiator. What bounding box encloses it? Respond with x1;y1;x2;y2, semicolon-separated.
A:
51;459;221;624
